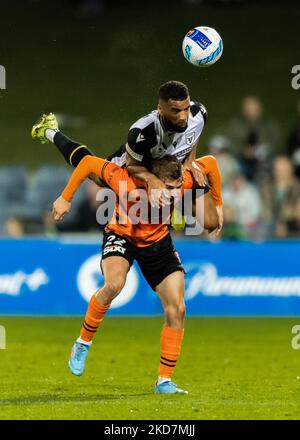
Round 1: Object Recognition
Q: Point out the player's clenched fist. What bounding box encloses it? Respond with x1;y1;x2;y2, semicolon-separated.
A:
146;175;167;208
52;196;71;221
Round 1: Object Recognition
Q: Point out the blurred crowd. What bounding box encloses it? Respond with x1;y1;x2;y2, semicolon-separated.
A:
1;96;300;240
210;96;300;240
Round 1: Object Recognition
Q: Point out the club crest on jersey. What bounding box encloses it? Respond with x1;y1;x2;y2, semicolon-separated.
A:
186;132;195;146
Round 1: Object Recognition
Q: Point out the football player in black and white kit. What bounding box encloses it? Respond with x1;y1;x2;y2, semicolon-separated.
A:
32;80;222;231
107;80;208;206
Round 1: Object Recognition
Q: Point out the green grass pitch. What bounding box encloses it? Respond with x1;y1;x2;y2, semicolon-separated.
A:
0;316;299;420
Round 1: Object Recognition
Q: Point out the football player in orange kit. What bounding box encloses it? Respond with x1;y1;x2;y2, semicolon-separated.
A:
52;153;222;394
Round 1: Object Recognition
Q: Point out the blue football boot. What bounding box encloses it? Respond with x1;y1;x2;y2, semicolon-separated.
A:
154;380;188;394
68;342;90;376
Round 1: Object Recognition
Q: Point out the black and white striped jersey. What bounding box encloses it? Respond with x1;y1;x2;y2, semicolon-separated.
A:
107;101;207;166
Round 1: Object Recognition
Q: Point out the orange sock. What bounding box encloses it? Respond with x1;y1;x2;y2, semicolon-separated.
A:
159;325;184;379
79;295;110;343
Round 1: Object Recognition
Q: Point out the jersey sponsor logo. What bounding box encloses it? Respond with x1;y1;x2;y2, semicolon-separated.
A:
186;132;196;145
77;254;139;309
103;245;126;255
136;133;145;143
174;146;193;160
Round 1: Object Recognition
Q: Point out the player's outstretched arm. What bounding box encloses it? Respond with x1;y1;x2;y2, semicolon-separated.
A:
52;196;71;221
52;155;107;221
194;155;223;235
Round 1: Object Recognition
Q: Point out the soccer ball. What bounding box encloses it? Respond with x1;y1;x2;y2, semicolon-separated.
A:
182;26;223;67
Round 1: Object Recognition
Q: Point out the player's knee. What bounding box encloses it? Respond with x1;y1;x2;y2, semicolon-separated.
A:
178;302;186;320
106;278;125;295
177;305;186;325
165;302;186;325
103;276;126;300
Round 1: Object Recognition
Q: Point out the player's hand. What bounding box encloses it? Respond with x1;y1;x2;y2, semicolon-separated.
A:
187;161;207;187
215;205;223;236
52;196;71;221
146;175;167;208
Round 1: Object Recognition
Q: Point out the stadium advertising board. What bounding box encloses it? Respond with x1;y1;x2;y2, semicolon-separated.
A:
0;238;299;316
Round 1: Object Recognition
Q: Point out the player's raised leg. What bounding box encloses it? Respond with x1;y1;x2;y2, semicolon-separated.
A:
31;112;94;168
154;270;188;394
69;256;130;376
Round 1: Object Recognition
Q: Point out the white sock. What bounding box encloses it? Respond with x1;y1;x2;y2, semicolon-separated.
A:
157;376;171;385
76;337;92;346
45;128;58;143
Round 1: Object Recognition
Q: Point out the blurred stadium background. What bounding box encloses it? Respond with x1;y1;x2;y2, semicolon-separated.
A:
0;0;300;239
1;0;300;420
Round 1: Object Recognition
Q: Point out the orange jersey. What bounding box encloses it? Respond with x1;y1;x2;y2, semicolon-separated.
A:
61;155;222;246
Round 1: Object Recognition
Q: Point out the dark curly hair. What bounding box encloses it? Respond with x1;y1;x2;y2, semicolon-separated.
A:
159;80;189;102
